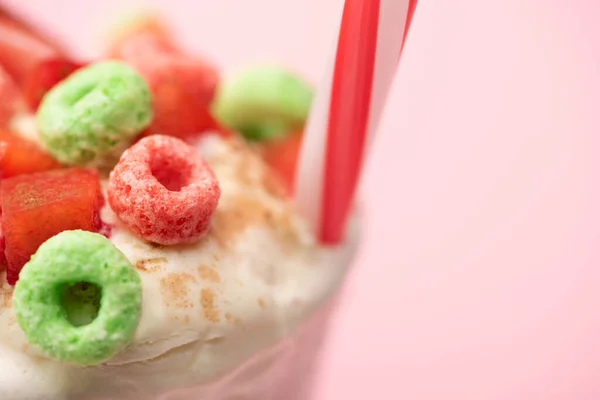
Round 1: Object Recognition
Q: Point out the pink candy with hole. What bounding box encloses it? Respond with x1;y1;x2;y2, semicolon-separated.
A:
107;135;220;245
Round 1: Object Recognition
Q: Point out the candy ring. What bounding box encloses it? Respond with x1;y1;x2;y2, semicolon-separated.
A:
13;230;142;366
211;65;313;141
37;61;153;165
107;135;220;245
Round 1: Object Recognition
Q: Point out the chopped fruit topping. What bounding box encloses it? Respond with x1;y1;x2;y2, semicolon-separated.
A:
0;15;80;111
22;58;83;110
0;168;102;285
109;17;219;140
211;65;313;141
0;130;61;178
0;15;57;84
108;135;220;245
0;66;20;129
145;56;218;140
260;131;303;195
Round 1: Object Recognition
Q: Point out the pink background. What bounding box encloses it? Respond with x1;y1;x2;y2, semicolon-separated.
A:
5;0;600;398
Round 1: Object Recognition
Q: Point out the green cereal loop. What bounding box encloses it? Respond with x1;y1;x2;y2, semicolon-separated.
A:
211;65;313;141
13;230;142;366
37;61;153;165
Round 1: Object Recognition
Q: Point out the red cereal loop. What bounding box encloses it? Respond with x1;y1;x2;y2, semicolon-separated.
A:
107;135;220;245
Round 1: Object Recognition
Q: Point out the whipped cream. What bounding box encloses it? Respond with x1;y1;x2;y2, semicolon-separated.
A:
0;118;358;399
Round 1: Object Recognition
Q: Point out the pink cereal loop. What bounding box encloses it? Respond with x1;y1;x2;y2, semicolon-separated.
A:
107;135;220;245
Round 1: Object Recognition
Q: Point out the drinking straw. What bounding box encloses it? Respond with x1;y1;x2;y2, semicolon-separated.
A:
295;0;418;244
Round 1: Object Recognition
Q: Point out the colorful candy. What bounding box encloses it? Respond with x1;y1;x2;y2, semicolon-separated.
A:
37;61;153;165
0;130;61;178
109;15;218;140
0;168;102;285
211;65;313;141
13;230;142;366
107;135;220;245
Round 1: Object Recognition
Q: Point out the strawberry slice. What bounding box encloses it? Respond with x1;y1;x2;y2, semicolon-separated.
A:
0;168;102;284
0;66;19;128
0;130;61;179
0;15;80;110
109;16;219;140
259;131;303;195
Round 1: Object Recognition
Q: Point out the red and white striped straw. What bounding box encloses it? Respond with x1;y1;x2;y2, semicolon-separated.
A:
295;0;418;244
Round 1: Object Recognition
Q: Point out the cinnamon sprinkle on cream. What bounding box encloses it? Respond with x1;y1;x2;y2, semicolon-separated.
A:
200;288;220;323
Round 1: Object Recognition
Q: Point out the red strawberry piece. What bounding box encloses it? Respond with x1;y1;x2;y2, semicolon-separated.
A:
109;18;219;141
0;130;61;179
144;56;218;140
0;15;60;84
0;15;80;111
260;131;303;195
22;58;83;110
0;66;20;128
0;168;102;285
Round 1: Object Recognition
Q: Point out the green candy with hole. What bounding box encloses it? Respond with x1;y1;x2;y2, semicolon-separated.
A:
211;65;313;141
13;230;143;366
37;60;153;165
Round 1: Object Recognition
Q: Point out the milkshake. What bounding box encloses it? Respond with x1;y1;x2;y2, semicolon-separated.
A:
0;11;359;400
